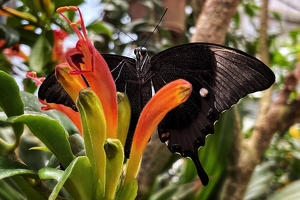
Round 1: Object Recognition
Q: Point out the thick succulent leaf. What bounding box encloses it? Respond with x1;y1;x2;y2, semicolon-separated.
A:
20;91;78;134
38;156;94;200
115;179;138;200
0;156;38;180
0;178;26;200
12;176;46;200
0;71;24;141
8;114;74;168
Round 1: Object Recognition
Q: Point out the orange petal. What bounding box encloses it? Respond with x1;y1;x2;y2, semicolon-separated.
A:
58;6;117;138
39;99;82;133
124;79;192;184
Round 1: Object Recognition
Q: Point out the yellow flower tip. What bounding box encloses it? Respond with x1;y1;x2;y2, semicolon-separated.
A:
55;64;87;103
173;79;193;102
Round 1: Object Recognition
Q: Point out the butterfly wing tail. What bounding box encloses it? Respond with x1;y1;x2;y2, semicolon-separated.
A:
190;151;209;186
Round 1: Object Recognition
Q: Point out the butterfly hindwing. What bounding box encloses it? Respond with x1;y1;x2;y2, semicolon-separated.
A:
38;71;78;111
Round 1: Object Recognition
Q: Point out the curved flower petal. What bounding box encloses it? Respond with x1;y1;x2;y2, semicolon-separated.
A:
124;79;192;185
39;99;82;132
57;6;117;139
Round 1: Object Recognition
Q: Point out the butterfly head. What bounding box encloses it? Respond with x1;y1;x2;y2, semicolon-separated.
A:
134;47;147;61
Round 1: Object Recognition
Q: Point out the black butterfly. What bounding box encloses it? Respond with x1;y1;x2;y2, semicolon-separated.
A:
38;43;275;186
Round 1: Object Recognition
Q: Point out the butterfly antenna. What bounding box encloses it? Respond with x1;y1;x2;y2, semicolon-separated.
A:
106;16;140;46
142;8;168;47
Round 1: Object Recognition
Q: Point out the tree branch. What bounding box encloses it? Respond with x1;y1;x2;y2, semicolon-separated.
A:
190;0;241;44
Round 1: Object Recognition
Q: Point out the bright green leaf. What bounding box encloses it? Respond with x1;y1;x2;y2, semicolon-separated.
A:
12;176;46;200
197;108;235;199
0;71;24;149
86;21;113;39
0;156;38;180
20;91;78;134
115;179;138;200
9;114;75;168
29;35;48;73
39;156;94;200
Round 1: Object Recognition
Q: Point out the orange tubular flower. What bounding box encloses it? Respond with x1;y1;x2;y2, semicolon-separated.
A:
57;6;118;139
124;79;192;185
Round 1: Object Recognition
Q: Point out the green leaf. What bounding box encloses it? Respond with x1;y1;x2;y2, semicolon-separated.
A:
149;182;196;200
0;178;26;200
20;91;78;134
39;156;94;200
116;179;138;200
244;161;275;199
0;53;12;74
0;71;24;122
29;34;49;73
0;71;24;149
86;21;113;39
267;180;300;200
53;0;84;9
9;114;75;168
12;176;46;200
197;108;235;199
0;156;38;180
0;24;20;47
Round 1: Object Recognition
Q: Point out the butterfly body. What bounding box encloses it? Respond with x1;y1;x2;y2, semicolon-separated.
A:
38;43;275;186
